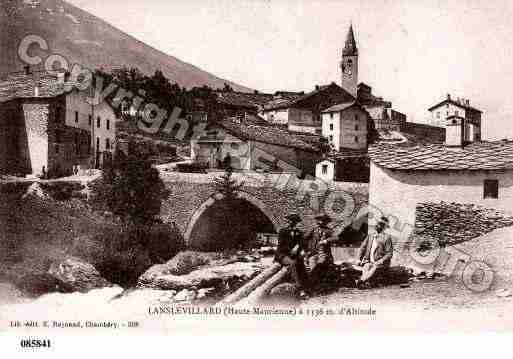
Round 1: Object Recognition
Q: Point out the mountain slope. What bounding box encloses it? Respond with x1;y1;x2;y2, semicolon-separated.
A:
0;0;252;92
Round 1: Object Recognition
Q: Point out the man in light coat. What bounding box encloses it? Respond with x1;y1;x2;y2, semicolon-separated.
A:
356;216;393;288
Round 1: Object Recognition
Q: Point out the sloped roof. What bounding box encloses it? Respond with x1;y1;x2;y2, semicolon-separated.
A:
322;101;355;113
0;72;79;103
264;83;354;111
216;91;274;109
369;141;513;170
428;98;482;113
213;118;319;152
322;100;372;114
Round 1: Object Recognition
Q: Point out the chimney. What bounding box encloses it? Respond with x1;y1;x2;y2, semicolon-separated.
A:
447;93;451;101
24;65;31;75
445;116;464;148
466;99;470;106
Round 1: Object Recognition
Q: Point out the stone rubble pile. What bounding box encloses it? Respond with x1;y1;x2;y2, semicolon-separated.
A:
415;202;513;246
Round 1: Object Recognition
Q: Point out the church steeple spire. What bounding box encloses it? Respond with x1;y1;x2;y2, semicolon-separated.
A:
341;23;358;97
343;23;358;56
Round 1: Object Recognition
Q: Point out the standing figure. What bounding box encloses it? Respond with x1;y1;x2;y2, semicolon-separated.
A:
304;214;335;288
274;214;309;297
356;216;393;288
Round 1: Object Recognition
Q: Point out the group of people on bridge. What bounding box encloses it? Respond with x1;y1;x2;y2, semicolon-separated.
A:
274;213;394;298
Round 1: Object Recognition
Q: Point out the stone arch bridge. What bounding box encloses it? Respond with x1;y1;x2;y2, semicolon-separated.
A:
159;172;368;247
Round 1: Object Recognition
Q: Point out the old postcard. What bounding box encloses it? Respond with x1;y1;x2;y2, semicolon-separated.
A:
1;0;513;352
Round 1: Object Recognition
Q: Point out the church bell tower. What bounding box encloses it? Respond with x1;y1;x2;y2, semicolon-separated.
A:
340;24;358;98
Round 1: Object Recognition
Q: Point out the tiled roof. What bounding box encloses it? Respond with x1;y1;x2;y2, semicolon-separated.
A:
428;99;482;113
369;141;513;170
264;83;354;111
322;101;360;113
263;97;299;111
216;91;274;109
214;118;319;152
0;72;78;103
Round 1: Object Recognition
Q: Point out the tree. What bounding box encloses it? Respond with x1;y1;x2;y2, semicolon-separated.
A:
213;166;243;200
90;141;169;224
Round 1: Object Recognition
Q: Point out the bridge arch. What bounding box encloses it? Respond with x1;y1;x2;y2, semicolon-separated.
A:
184;190;279;249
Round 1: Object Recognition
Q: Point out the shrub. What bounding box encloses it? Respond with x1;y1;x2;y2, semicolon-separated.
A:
89;141;170;225
75;222;185;287
39;182;85;201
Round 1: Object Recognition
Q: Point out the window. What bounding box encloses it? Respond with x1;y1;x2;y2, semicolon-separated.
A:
55;144;59;154
75;111;79;123
330;113;333;119
106;119;110;131
329;124;334;131
96;137;100;151
55;107;61;123
322;164;328;175
446;111;449;116
87;136;91;154
483;179;499;199
436;112;440;119
97;116;101;128
75;133;80;155
455;110;459;116
55;130;63;143
354;115;358;122
355;136;359;143
88;115;92;126
329;135;333;142
355;124;359;131
105;138;110;150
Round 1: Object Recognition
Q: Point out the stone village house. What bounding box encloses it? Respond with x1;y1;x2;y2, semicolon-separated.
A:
0;69;117;177
190;116;320;176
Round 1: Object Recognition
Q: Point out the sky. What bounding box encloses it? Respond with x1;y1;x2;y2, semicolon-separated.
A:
67;0;513;140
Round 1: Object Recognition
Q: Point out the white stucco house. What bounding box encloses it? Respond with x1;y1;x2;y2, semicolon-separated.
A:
314;101;371;183
368;119;513;241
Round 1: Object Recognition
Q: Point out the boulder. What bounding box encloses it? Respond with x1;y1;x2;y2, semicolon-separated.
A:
496;289;512;298
174;289;196;302
16;273;74;297
138;261;265;291
197;287;216;300
267;283;300;304
48;258;111;293
22;183;49;200
269;282;299;297
138;251;212;285
258;247;275;256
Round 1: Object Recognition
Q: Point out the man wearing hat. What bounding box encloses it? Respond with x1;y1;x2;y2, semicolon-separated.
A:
275;214;309;294
356;216;394;288
304;214;336;287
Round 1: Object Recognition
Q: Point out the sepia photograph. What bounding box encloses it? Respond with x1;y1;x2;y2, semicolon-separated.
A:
1;0;513;352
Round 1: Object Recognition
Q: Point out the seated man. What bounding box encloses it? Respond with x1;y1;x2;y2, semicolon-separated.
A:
304;214;336;290
274;214;309;297
355;216;393;288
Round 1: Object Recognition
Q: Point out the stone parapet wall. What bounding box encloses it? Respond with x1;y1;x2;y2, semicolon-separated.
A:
415;202;513;246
